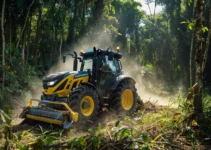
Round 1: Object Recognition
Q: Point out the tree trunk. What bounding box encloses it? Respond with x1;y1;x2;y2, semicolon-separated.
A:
189;3;195;87
1;0;6;88
26;15;32;69
35;6;42;66
153;0;157;30
54;26;58;60
193;0;203;113
80;0;86;35
93;0;104;32
16;0;35;48
189;31;194;87
146;0;152;17
59;38;63;60
22;42;25;71
9;13;12;59
66;0;78;44
202;11;211;73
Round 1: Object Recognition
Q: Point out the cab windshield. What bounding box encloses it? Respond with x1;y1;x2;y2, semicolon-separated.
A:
80;56;93;71
102;56;121;73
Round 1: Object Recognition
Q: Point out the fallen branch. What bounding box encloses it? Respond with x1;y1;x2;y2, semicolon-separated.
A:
107;130;112;140
123;141;133;149
110;143;120;150
155;141;184;149
100;143;110;150
176;138;192;146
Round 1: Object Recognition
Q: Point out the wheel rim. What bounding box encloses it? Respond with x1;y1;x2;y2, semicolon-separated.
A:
80;96;94;116
121;89;134;110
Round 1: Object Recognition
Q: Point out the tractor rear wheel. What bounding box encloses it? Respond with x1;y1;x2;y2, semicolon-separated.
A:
68;85;99;122
110;80;138;115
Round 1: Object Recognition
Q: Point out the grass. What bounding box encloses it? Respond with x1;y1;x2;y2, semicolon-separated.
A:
1;95;211;149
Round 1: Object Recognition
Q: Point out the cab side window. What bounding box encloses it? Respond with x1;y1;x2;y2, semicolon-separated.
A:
114;59;121;73
102;56;120;73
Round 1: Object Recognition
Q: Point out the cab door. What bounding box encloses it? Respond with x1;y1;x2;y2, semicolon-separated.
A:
98;55;121;90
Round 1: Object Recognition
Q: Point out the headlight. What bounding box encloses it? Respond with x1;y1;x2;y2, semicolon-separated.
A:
47;80;57;86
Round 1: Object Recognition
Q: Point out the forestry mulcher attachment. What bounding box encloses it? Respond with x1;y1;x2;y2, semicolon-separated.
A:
20;47;143;129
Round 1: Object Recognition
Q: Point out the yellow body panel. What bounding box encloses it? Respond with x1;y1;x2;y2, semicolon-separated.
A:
43;74;89;97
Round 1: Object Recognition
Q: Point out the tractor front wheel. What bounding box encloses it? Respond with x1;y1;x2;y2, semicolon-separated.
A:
68;85;99;122
110;80;138;115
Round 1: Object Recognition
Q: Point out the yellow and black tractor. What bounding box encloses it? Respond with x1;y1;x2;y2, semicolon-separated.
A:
20;47;143;129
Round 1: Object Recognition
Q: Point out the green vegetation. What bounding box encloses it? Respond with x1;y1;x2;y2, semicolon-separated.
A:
1;0;211;149
1;97;211;149
0;0;210;102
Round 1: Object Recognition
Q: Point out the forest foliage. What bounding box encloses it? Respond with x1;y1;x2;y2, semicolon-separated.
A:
0;0;211;105
0;0;211;149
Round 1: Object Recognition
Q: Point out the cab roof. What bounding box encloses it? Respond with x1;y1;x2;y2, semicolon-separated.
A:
80;49;122;59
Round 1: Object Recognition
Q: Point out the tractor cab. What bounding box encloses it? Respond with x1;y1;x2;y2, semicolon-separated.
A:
79;48;123;88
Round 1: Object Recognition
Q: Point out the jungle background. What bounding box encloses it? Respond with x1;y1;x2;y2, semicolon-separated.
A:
0;0;211;149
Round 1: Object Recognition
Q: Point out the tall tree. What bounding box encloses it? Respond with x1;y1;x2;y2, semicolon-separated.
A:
16;0;35;48
193;0;203;113
66;0;78;44
35;5;42;66
189;1;195;87
1;0;6;88
202;10;211;73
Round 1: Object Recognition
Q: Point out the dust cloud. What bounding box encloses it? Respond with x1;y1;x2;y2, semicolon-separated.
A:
11;77;42;121
26;31;183;108
122;58;187;107
47;30;114;74
122;59;171;106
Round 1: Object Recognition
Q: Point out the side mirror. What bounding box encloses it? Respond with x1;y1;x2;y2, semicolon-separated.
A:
73;58;78;71
63;55;66;63
73;51;78;71
93;47;96;52
108;52;113;61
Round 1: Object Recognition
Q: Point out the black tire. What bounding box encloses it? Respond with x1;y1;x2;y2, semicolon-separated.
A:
110;80;138;115
68;85;99;122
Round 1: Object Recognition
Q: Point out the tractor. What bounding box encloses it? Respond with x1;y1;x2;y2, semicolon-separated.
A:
20;47;143;129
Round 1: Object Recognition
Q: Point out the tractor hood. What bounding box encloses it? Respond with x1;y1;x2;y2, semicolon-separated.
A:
43;71;89;82
43;71;75;82
42;71;89;97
